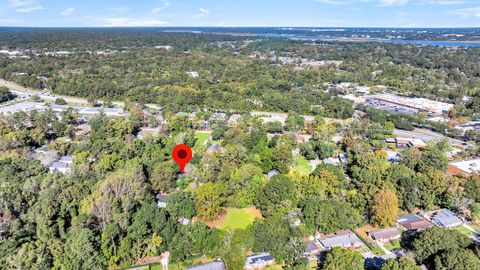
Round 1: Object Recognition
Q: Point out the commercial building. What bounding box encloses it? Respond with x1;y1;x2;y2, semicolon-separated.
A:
0;102;45;115
454;121;480;136
366;94;454;116
0;101;127;117
448;158;480;175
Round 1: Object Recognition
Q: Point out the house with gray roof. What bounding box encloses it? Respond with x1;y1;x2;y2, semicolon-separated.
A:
59;155;74;164
48;155;74;174
156;194;168;208
49;162;69;174
245;253;275;269
267;170;279;179
432;209;463;228
186;259;226;270
317;230;364;249
206;144;222;154
227;114;242;126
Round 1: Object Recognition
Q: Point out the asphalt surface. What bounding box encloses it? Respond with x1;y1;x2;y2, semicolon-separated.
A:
394;128;468;148
0;79;160;110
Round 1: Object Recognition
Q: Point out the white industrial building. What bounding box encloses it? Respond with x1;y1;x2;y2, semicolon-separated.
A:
368;94;454;115
448;158;480;175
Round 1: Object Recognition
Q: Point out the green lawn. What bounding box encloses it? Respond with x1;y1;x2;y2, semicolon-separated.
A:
218;208;262;230
265;264;284;270
469;224;480;232
454;226;474;236
294;155;313;175
384;239;401;251
193;132;211;152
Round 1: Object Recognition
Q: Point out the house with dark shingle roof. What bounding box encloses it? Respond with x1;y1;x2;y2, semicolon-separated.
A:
245;253;275;269
397;214;433;231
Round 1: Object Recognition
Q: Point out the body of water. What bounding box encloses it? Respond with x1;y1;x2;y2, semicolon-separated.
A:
254;33;480;47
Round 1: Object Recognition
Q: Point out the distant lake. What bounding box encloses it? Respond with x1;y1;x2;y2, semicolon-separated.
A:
253;33;480;47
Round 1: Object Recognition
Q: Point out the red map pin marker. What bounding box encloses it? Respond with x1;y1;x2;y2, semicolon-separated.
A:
172;144;192;173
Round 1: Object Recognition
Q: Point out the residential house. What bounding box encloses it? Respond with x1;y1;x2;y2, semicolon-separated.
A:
156;194;168;208
389;138;427;149
317;230;364;249
48;155;74;174
49;162;70;174
59;156;74;164
206;144;222;154
35;145;50;154
228;114;243;126
397;214;433;231
407;139;427;149
368;228;401;243
187;259;226;270
432;209;463;228
245;253;275;270
267;170;279;179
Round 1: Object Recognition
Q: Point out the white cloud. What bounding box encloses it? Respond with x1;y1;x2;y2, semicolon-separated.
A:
150;0;170;15
16;5;43;13
315;0;346;4
193;8;210;19
8;0;34;7
377;0;409;6
456;7;480;17
60;7;75;16
427;0;466;4
9;0;43;13
101;17;169;27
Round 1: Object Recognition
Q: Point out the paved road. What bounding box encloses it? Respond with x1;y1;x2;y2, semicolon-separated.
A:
394;128;468;148
0;79;165;110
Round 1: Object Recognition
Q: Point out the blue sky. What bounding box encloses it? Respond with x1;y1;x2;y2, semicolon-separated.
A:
0;0;479;27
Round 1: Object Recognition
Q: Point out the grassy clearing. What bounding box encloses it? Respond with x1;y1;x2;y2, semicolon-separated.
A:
454;226;474;236
469;224;480;232
294;155;313;175
265;264;284;270
193;131;211;152
219;207;262;230
384;239;401;251
203;207;262;230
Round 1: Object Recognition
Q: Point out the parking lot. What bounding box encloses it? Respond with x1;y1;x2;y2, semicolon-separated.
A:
365;98;419;115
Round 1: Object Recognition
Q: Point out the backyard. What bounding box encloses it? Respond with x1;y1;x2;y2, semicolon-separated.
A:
203;207;263;230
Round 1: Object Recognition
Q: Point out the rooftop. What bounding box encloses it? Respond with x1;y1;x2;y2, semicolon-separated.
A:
369;228;401;241
449;158;480;175
246;253;274;266
317;230;363;248
432;209;462;228
186;260;226;270
0;102;45;114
